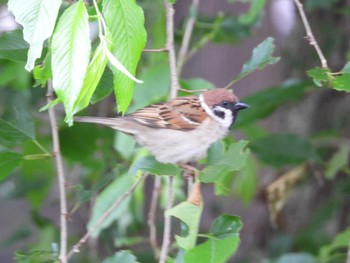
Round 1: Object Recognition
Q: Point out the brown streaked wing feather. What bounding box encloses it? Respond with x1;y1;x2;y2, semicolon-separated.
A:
123;96;208;130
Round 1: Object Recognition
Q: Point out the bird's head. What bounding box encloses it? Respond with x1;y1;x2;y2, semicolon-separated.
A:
200;89;249;128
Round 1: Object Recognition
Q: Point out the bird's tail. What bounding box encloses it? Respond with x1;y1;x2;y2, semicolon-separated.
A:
74;116;120;127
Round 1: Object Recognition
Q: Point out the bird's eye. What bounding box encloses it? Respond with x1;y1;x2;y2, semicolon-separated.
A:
221;101;229;107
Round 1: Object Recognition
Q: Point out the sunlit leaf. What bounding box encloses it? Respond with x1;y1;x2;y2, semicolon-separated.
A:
51;0;91;124
102;250;139;263
103;0;147;113
167;201;203;250
8;0;62;71
0;146;22;180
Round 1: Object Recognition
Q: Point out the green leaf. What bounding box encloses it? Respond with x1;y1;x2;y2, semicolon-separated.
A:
238;0;266;25
0;30;29;62
179;78;215;95
167;201;203;250
103;0;147;113
129;156;181;176
102;250;139;263
184;214;242;263
341;61;350;73
307;67;331;87
88;173;134;238
128;63;170;112
318;227;350;263
15;249;56;263
114;132;136;160
8;0;62;71
233;156;257;204
73;42;108;114
91;67;114;104
51;0;91;124
33;51;52;87
332;73;350;91
235;80;311;127
0;146;22;180
200;141;250;183
232;37;280;83
325;145;350;179
0;110;35;143
210;214;242;238
250;134;319;167
269;253;317;263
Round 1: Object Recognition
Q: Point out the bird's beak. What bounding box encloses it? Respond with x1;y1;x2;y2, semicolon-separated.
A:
233;102;250;111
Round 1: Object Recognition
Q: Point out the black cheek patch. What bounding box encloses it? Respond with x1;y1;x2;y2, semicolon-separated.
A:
214;110;225;119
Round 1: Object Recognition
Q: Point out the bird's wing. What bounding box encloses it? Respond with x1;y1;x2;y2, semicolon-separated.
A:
124;96;208;130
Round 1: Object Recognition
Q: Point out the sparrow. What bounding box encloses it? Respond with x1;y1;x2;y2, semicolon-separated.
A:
74;89;249;164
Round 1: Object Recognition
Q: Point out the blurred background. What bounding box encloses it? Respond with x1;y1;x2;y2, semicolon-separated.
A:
0;0;350;262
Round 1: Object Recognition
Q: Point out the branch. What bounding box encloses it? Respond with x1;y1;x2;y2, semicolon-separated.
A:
177;0;200;76
67;173;149;260
165;0;180;99
47;80;68;263
293;0;328;68
143;48;169;52
159;176;174;263
148;177;162;259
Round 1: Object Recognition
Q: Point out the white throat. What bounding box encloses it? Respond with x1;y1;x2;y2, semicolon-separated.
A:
199;94;233;129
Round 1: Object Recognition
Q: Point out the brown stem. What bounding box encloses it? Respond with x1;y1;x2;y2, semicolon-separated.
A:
293;0;328;68
148;177;162;259
47;80;68;263
159;176;174;263
165;0;180;98
177;0;200;76
66;173;149;260
143;48;169;52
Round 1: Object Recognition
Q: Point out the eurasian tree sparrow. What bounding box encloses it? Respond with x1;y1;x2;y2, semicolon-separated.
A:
75;89;248;164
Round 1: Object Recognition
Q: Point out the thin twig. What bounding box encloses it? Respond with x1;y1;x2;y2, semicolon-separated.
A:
165;0;180;98
47;80;68;263
178;87;208;93
159;176;174;263
148;177;162;259
177;0;200;76
143;48;169;52
293;0;328;68
66;173;149;260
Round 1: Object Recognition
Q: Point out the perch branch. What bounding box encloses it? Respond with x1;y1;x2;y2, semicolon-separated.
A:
165;0;180;98
148;177;162;259
159;176;174;263
177;0;200;76
47;80;68;263
66;173;149;260
293;0;328;68
143;48;169;52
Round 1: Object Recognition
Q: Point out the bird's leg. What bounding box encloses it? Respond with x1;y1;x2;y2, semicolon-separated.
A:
178;163;199;196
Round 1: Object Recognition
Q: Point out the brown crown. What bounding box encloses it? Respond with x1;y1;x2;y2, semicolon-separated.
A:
202;89;238;107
